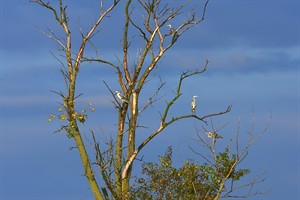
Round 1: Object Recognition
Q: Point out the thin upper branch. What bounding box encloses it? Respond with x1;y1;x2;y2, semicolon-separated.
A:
73;0;120;70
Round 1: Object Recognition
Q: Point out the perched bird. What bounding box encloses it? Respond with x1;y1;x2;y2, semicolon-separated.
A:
167;24;176;34
115;90;128;103
205;131;223;139
191;95;198;113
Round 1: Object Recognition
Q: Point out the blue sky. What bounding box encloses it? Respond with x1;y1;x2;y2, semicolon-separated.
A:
1;0;299;200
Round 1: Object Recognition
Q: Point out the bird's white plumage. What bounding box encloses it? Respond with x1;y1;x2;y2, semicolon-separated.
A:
191;95;198;113
205;131;223;139
115;90;128;103
167;24;175;33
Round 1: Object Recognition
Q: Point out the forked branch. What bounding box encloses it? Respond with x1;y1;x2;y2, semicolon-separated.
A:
122;59;230;180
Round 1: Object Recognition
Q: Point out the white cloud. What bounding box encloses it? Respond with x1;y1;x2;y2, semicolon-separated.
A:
162;45;299;72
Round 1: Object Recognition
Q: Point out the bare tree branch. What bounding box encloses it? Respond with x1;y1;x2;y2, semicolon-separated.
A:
122;60;231;180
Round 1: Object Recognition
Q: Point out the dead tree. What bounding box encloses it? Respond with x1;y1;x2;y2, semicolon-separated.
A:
32;0;233;199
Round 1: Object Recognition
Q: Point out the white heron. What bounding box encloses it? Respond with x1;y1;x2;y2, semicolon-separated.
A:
191;95;198;113
205;131;223;139
167;24;176;34
115;90;128;103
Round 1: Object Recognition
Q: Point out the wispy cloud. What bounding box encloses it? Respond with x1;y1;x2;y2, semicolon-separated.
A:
160;45;299;74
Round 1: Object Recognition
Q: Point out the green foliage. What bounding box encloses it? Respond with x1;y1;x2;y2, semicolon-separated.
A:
131;146;251;200
48;102;96;138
